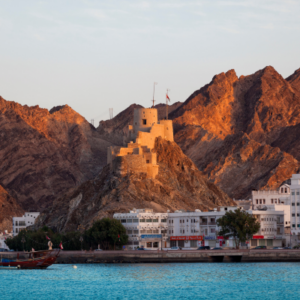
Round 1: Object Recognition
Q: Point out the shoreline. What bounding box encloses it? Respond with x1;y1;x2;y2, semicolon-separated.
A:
3;249;300;263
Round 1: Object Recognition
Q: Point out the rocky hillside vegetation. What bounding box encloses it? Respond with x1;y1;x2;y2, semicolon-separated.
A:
36;137;234;232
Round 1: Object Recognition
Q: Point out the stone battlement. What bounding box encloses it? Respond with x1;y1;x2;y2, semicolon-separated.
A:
107;108;174;179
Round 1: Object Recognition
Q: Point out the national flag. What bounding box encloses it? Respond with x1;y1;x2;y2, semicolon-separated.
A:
46;236;51;240
59;242;63;250
166;94;170;101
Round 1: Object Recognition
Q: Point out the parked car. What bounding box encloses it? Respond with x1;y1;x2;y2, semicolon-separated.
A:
94;249;103;251
283;247;292;249
137;247;145;250
197;246;210;250
0;248;8;252
170;246;181;250
211;247;223;250
253;246;267;249
272;247;283;250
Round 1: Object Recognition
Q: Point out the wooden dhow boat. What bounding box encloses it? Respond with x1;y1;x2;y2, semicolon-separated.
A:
0;249;60;269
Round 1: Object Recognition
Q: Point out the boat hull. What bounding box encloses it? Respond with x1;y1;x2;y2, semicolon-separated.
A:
0;249;60;269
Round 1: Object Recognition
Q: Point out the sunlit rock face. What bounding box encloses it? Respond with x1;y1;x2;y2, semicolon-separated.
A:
0;97;113;211
0;185;24;232
170;66;300;199
36;137;234;232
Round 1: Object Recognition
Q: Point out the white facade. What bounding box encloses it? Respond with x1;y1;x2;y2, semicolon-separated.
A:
13;212;40;236
252;184;290;209
290;174;300;235
113;209;168;250
249;210;284;248
0;231;12;250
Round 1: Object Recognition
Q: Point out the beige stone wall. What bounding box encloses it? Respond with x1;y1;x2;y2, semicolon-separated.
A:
108;108;174;179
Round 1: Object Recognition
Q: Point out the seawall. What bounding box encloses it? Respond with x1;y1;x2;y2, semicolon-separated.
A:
4;249;300;263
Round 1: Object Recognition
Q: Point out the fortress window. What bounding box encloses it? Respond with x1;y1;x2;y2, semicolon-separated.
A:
146;160;150;164
142;119;147;125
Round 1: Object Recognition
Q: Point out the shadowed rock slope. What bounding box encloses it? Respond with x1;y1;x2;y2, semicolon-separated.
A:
0;185;24;232
170;66;300;199
36;137;234;232
0;97;113;211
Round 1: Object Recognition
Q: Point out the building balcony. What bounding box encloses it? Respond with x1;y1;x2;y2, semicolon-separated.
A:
208;222;216;225
200;221;208;225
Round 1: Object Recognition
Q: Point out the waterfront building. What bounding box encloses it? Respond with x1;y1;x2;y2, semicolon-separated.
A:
248;210;284;248
0;231;12;250
113;209;168;250
13;212;40;236
167;207;238;249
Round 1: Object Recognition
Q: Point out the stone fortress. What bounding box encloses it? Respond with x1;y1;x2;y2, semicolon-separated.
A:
107;108;173;179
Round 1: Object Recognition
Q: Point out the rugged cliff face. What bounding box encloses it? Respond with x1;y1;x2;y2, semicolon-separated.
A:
0;97;113;211
0;185;24;232
36;137;234;232
170;66;300;199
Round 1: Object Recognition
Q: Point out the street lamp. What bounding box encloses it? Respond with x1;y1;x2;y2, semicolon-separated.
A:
158;225;166;251
21;237;26;252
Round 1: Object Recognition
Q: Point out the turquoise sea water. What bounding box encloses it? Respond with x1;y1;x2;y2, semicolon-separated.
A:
1;263;299;299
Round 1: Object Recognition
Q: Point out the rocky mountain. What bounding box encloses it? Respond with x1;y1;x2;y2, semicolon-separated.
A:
0;185;24;232
36;137;234;232
97;102;182;145
0;97;113;211
169;66;300;199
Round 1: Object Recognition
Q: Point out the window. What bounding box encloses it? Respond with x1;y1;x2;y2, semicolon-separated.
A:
256;199;258;204
127;219;132;223
285;188;287;193
178;241;184;248
293;213;296;216
263;199;266;204
152;230;159;234
146;160;150;164
190;240;197;247
140;219;145;222
298;225;300;228
292;192;295;195
292;224;296;228
153;219;158;222
133;219;139;223
281;188;284;193
271;199;273;204
170;241;177;247
297;203;300;206
292;203;295;206
297;192;300;195
142;119;147;125
127;230;132;234
146;219;152;222
134;230;139;234
187;219;189;222
260;199;262;204
121;219;126;223
298;214;300;217
147;242;152;247
161;219;167;223
211;228;216;233
275;199;277;204
153;242;159;248
19;221;26;226
146;230;152;234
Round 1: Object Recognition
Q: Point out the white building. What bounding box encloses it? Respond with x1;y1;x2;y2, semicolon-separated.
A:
167;207;239;249
290;174;300;235
249;210;284;248
0;231;12;250
13;212;40;236
252;184;290;209
113;209;168;250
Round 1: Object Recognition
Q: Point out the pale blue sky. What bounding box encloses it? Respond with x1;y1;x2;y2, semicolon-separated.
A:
1;0;300;124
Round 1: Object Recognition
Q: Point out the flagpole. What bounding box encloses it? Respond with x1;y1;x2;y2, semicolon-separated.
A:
152;82;157;108
166;89;170;119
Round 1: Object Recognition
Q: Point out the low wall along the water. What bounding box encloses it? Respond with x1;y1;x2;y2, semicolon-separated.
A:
4;249;300;264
